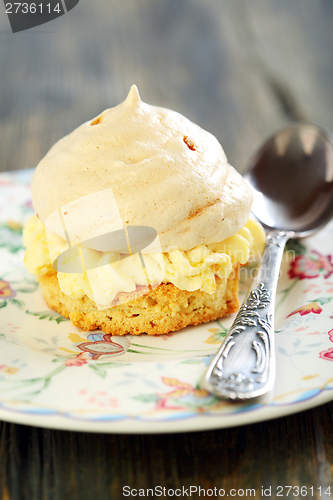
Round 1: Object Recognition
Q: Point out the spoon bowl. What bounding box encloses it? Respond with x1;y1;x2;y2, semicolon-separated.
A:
203;123;333;401
246;123;333;236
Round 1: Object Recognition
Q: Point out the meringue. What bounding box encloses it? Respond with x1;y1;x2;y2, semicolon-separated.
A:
31;85;253;252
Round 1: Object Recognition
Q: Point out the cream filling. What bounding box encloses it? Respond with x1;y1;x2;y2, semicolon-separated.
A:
23;215;265;307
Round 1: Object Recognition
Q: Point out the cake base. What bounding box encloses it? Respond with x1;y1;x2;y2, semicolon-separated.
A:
38;264;240;335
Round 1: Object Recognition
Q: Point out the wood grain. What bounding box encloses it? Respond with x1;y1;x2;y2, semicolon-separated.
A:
0;403;333;499
1;0;333;498
1;0;333;173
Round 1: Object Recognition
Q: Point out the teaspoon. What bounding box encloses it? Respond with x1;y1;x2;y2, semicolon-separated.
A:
203;123;333;400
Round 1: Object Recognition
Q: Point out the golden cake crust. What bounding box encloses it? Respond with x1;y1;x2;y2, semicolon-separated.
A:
38;264;240;335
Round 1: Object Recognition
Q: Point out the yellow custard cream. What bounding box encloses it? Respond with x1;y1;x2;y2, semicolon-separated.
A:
23;214;265;307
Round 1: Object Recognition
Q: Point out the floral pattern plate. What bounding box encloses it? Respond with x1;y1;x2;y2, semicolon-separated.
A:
0;169;333;434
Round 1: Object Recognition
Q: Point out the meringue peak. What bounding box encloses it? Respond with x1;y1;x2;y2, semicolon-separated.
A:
124;84;142;108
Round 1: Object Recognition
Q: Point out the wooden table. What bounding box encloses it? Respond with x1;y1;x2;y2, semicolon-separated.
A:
1;0;333;498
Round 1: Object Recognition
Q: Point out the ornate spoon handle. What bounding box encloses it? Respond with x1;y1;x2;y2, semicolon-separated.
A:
202;230;290;400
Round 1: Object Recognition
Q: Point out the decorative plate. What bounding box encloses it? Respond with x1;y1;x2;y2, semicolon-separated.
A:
0;169;332;433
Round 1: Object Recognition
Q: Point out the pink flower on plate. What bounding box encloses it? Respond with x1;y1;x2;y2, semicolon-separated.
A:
287;302;322;318
313;251;333;279
319;348;333;361
0;280;16;300
328;329;333;342
78;334;131;360
289;251;333;280
65;353;88;367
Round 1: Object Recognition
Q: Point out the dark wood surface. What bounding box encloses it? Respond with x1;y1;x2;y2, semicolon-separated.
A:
1;0;333;498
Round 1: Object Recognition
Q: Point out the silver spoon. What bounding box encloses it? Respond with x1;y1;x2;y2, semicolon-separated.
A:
203;123;333;401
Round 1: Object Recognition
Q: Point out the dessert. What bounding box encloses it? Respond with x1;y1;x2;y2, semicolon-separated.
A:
23;85;265;335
